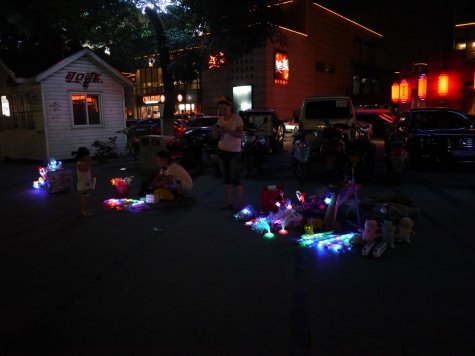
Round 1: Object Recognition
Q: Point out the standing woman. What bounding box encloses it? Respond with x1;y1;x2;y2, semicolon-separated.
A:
213;97;244;210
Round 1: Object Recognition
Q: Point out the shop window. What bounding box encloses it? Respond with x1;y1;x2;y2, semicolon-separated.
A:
71;93;102;126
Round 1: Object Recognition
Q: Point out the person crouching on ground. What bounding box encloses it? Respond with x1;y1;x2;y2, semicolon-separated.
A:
151;150;193;200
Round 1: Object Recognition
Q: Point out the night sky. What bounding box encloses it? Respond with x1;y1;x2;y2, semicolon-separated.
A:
317;0;475;69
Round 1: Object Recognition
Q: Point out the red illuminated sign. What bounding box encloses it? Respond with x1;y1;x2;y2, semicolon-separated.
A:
274;51;289;85
208;52;225;69
65;72;102;85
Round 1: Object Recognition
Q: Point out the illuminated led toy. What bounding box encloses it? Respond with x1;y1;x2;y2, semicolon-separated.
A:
104;198;149;212
300;231;357;252
252;216;275;239
111;176;134;198
272;206;301;235
234;205;257;222
294;189;331;223
313;233;357;253
33;158;63;189
299;230;335;247
47;158;62;171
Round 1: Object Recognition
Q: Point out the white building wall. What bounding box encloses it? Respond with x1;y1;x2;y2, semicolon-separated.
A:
0;75;47;160
41;57;127;160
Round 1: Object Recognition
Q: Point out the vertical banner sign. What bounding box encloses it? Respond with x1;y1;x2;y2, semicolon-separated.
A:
274;50;289;85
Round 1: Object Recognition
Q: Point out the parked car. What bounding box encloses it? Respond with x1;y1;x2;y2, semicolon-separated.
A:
238;109;285;153
284;119;299;134
355;108;396;138
128;118;161;136
292;96;375;181
387;107;475;167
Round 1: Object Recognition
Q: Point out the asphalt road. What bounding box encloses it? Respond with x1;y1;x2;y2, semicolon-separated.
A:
1;135;474;355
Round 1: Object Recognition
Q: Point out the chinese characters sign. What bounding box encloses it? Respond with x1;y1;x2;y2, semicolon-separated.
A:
65;72;102;85
274;51;289;85
208;52;225;69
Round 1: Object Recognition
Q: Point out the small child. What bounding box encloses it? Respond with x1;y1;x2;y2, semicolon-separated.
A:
72;147;95;217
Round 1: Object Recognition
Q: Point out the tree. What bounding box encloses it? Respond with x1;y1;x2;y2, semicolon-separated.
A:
176;0;283;61
0;0;284;134
0;0;152;72
141;0;283;133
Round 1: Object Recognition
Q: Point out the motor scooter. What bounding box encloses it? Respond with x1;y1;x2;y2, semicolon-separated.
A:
167;128;217;174
241;128;270;178
92;136;119;163
292;125;348;181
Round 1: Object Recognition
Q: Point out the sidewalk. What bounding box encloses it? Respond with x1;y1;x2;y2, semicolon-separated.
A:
1;149;473;355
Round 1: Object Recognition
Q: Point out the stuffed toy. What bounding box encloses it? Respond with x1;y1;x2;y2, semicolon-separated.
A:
359;219;380;241
381;219;396;248
395;216;415;243
373;220;396;258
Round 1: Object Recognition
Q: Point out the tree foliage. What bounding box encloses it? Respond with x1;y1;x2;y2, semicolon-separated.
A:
0;0;152;71
176;0;283;61
0;0;284;133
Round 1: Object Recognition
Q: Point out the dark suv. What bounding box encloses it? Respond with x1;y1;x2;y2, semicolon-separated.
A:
238;109;285;153
388;107;475;166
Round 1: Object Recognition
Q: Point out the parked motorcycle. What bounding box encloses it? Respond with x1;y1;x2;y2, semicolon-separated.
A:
384;121;407;185
92;136;119;163
167;127;217;174
292;124;375;182
241;128;270;178
385;139;407;185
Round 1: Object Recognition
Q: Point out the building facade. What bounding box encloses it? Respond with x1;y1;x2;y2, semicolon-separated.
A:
200;0;387;119
394;21;475;114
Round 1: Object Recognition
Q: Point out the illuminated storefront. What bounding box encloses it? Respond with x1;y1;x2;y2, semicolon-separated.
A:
133;66;201;118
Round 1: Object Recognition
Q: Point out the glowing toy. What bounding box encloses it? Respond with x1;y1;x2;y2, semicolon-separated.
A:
300;231;357;252
110;176;134;198
234;205;257;222
47;158;62;171
104;198;149;212
33;158;63;189
273;207;301;235
110;176;134;187
313;233;357;253
252;216;275;239
299;230;335;247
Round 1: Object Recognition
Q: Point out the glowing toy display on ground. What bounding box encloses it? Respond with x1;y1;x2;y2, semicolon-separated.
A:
110;176;134;198
103;198;149;212
33;158;63;189
299;231;357;253
234;205;257;222
252;216;275;239
273;204;301;235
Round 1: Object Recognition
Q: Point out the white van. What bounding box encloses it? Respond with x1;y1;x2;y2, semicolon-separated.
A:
297;96;356;131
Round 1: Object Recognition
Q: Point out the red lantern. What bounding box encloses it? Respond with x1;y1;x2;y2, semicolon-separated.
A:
391;82;400;103
437;72;449;96
418;74;427;100
400;79;409;103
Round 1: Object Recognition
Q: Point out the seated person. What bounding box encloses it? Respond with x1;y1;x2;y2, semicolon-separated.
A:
149;150;193;200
